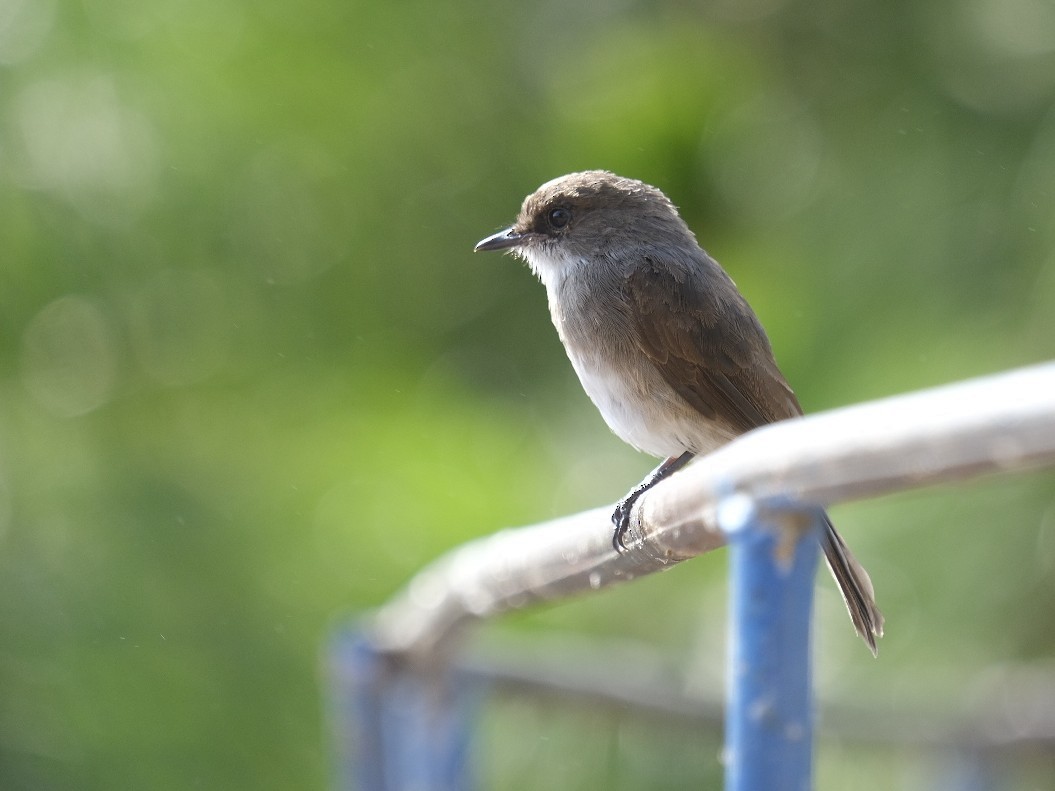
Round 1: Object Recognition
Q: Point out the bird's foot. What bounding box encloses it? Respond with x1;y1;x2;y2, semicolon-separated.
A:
610;452;695;554
611;495;638;553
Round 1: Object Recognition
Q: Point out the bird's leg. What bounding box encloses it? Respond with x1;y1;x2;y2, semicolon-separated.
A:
612;451;695;552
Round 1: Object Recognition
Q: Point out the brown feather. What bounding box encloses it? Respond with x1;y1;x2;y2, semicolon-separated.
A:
624;252;884;652
624;254;799;433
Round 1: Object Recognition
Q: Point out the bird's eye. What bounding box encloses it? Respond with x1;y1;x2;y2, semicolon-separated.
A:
547;207;571;230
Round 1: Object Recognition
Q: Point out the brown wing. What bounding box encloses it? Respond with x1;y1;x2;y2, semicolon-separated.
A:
625;255;802;433
626;255;884;653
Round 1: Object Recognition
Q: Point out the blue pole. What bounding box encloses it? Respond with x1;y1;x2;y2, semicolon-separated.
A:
720;495;820;791
327;628;478;791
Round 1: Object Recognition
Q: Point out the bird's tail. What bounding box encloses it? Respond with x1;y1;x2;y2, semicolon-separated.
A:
821;515;884;656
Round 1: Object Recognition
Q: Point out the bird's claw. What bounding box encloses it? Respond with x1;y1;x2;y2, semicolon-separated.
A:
611;498;634;553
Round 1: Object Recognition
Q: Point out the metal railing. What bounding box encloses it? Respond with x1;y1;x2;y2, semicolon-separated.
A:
329;361;1055;790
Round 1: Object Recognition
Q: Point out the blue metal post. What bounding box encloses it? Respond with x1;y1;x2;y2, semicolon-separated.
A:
328;628;478;791
720;495;821;791
940;748;998;791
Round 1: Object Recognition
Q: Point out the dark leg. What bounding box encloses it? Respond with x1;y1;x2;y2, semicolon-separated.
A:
612;451;694;552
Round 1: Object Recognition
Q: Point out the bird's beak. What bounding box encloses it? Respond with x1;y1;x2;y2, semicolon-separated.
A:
474;227;528;252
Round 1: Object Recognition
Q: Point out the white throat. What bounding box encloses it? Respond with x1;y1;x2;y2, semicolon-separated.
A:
516;245;581;294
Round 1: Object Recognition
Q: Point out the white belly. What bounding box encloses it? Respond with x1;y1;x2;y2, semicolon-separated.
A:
563;341;735;460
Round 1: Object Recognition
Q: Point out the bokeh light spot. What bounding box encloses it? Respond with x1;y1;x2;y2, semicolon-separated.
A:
21;295;118;417
0;0;55;64
12;74;158;225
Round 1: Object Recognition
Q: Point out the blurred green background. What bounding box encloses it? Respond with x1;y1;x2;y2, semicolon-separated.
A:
1;0;1054;788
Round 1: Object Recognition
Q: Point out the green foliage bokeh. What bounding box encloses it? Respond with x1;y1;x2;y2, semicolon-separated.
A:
1;1;1054;788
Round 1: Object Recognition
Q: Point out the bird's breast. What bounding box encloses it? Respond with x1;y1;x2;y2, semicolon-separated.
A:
551;296;734;459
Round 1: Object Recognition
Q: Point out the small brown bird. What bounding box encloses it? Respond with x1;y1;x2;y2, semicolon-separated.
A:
475;170;883;654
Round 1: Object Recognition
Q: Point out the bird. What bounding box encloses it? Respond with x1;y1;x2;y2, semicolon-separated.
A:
475;170;883;654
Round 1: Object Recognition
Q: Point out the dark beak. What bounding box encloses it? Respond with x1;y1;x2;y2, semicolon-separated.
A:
474;227;528;252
